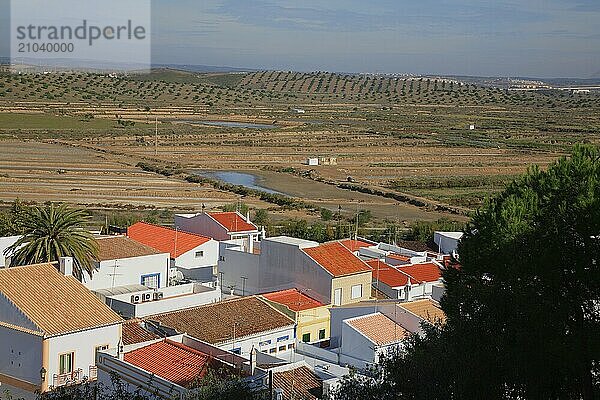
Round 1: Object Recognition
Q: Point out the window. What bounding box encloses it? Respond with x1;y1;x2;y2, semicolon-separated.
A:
269;348;276;354
232;348;241;355
278;345;286;352
287;343;294;350
319;329;326;340
59;352;74;375
277;335;289;342
195;251;204;258
259;340;272;347
141;273;160;289
333;288;342;306
351;284;363;299
302;333;311;343
219;256;225;262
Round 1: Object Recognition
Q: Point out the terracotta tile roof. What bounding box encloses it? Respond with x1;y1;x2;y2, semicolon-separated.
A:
122;319;160;345
366;259;410;287
399;299;446;324
208;212;257;233
387;253;411;262
303;242;371;277
0;263;123;337
398;262;442;283
148;296;294;345
124;339;211;387
272;366;322;400
128;222;212;258
261;289;325;312
95;236;163;261
346;312;409;346
339;239;373;252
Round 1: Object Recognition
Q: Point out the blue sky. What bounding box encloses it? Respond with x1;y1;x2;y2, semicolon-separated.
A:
2;0;600;77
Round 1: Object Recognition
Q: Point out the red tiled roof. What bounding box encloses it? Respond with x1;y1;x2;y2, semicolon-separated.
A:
128;222;212;258
398;262;442;283
149;296;294;345
347;313;409;346
303;242;371;277
387;253;411;262
122;319;160;345
95;236;162;261
262;289;325;312
340;239;373;252
208;212;257;233
124;339;211;387
366;259;411;287
272;366;322;399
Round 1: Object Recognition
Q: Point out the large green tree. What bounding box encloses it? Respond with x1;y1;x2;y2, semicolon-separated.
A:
7;203;98;280
334;145;600;399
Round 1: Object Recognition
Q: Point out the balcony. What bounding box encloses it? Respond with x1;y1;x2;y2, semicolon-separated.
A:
52;369;84;387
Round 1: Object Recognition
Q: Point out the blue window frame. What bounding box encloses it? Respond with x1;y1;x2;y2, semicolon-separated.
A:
141;273;160;289
277;335;289;342
232;348;241;354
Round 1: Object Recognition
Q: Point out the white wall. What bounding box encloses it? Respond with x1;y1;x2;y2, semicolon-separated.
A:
0;325;43;385
46;324;121;386
218;242;260;295
83;253;169;291
0;235;21;268
340;322;375;368
434;232;462;255
217;325;296;359
175;213;229;241
175;240;219;269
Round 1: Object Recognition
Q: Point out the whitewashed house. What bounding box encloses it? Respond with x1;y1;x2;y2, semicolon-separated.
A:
0;261;123;394
0;235;20;268
367;259;444;301
127;222;219;282
84;236;170;291
147;296;296;359
175;211;262;253
433;231;463;255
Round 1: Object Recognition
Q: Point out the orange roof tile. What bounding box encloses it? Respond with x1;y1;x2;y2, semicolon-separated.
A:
128;222;212;258
387;253;411;262
122;319;160;345
149;296;294;345
399;299;446;324
0;263;123;337
272;366;322;399
366;259;411;287
347;312;409;346
124;339;210;387
340;239;373;252
208;212;257;233
303;242;371;277
398;263;442;283
262;289;325;312
95;236;162;261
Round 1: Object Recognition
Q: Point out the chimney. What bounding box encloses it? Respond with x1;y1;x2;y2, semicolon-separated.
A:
250;347;257;375
245;211;251;223
247;234;254;254
117;339;124;361
59;257;73;277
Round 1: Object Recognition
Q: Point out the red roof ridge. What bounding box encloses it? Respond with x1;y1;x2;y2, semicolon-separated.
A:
132;221;213;241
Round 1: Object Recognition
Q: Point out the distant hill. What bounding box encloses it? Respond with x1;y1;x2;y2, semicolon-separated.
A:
152;63;254;73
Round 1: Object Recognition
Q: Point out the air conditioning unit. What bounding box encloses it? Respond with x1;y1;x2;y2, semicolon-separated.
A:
153;292;164;301
142;293;152;302
131;295;141;304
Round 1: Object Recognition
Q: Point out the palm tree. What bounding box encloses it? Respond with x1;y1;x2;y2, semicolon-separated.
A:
8;203;98;280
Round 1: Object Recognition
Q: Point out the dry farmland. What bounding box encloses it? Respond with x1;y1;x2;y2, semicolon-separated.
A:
1;69;599;226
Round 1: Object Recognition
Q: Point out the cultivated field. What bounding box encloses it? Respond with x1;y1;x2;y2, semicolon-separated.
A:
1;68;599;226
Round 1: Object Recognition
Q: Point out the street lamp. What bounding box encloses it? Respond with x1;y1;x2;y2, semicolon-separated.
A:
40;367;46;385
